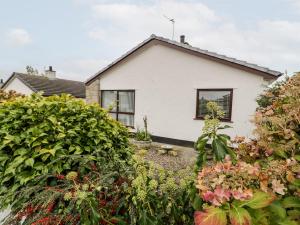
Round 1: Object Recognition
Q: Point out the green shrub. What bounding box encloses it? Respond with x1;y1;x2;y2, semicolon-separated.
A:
3;163;131;225
127;156;195;225
254;73;300;158
194;76;300;225
0;94;133;210
256;77;288;110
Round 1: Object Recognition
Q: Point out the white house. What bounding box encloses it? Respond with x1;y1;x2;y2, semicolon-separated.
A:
2;66;86;99
85;35;282;146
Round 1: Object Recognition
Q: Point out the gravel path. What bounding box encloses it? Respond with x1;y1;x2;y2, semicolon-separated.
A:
135;143;197;171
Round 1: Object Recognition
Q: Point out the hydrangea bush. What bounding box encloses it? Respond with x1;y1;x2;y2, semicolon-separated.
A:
194;73;300;225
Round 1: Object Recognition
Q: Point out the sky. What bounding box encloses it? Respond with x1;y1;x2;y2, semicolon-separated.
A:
0;0;300;82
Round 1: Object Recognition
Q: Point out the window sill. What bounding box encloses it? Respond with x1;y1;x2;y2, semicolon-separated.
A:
193;117;233;123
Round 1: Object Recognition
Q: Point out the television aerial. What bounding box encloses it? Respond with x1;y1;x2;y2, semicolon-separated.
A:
163;15;175;40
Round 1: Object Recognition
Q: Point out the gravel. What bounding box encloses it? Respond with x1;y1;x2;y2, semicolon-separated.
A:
135;144;196;171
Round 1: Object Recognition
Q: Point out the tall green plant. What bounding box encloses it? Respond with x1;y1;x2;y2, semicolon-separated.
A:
128;156;194;225
135;116;151;141
194;102;236;171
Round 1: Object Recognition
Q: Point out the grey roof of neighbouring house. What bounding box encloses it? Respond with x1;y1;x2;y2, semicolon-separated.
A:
0;80;4;89
3;73;86;98
86;34;282;85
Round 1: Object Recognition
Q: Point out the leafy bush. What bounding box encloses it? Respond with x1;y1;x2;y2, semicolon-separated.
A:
256;77;287;110
254;72;300;158
0;94;133;211
4;162;131;225
194;75;300;225
127;156;195;225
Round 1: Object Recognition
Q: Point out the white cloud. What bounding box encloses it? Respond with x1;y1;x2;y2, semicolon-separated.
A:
290;0;300;9
6;28;32;46
86;0;300;74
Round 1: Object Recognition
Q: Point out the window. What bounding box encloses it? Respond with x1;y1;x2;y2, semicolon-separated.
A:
101;90;135;127
196;89;233;121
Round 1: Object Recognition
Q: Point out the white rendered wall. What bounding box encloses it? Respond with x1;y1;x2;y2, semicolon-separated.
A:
3;77;34;95
98;43;272;142
0;210;9;223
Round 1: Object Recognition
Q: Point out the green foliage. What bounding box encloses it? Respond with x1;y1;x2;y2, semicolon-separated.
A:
128;156;195;225
3;162;131;225
194;89;300;225
254;73;300;159
135;116;152;141
135;129;151;141
194;102;236;171
0;94;133;210
256;78;287;109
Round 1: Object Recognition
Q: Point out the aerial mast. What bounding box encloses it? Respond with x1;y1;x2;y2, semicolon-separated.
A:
164;15;175;40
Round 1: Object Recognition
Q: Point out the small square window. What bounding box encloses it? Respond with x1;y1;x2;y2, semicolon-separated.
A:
196;89;233;121
101;90;135;127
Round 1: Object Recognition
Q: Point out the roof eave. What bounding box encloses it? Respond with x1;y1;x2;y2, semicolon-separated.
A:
85;35;282;84
85;35;157;85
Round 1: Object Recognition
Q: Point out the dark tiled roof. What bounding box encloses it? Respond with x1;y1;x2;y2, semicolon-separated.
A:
86;34;282;84
5;73;85;98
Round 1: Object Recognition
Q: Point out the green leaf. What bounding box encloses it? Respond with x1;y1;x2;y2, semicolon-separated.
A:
39;148;56;156
294;155;300;161
274;149;288;159
212;139;226;161
195;138;208;152
277;219;298;225
25;158;34;168
287;209;300;220
192;194;203;210
282;197;300;208
229;206;251;225
240;191;275;209
218;125;232;130
48;115;57;124
291;179;300;187
268;201;287;219
194;207;227;225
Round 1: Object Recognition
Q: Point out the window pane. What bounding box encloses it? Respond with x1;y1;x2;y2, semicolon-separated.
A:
102;91;117;111
119;91;134;113
198;90;231;119
118;114;134;127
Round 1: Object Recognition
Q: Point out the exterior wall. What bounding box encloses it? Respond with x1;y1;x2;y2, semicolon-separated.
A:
96;43;272;142
85;79;100;104
3;77;34;95
0;209;9;222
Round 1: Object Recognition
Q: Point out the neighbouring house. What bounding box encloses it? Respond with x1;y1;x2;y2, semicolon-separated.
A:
2;66;86;98
85;34;282;146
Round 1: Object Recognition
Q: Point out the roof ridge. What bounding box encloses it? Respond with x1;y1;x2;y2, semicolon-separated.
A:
15;73;84;83
2;72;85;98
85;34;282;84
151;34;281;75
